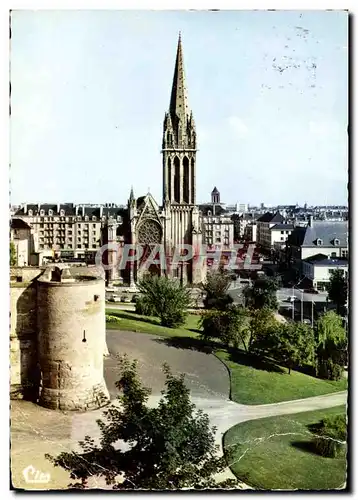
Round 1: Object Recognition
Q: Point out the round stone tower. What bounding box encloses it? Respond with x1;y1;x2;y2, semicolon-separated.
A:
37;265;110;411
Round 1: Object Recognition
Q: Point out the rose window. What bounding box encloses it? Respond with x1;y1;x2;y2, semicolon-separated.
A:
137;219;162;245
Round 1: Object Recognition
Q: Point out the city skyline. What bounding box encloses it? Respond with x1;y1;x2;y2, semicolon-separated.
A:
10;10;348;206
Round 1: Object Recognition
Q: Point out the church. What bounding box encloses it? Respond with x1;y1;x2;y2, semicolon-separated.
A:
103;34;207;286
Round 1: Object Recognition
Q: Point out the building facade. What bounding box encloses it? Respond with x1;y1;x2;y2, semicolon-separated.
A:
103;35;206;286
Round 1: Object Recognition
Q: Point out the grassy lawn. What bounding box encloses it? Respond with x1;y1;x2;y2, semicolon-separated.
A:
223;405;347;490
215;350;347;405
106;309;201;338
106;310;347;405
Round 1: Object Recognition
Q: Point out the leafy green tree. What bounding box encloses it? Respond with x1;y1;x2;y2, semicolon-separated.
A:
251;321;315;374
10;240;16;266
248;307;280;351
200;305;251;350
46;357;238;490
244;277;279;310
315;311;347;380
327;269;348;317
202;268;233;310
137;275;191;328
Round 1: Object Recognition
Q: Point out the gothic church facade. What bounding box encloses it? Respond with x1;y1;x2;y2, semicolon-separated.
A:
104;35;206;286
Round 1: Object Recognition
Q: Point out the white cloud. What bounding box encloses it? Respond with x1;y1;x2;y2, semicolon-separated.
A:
228;116;249;138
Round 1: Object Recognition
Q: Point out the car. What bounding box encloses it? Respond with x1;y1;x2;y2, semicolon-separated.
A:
108;296;122;303
303;288;319;294
287;296;297;302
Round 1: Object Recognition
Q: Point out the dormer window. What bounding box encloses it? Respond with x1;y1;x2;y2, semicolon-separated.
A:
77;216;82;221
92;216;97;221
317;238;323;246
334;238;340;246
28;209;33;216
48;209;53;216
60;209;65;216
208;210;212;216
85;216;89;221
40;209;45;216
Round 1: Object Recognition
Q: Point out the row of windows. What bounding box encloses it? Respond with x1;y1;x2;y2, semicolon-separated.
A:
28;215;121;223
38;243;98;250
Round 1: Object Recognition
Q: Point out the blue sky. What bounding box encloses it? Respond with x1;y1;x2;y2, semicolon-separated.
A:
10;10;348;206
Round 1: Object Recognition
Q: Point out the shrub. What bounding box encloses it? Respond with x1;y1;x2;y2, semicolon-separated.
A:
137;275;191;328
135;296;155;316
106;315;121;323
311;414;347;458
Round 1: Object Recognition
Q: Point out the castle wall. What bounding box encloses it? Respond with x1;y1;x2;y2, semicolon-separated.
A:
37;276;109;411
10;281;38;398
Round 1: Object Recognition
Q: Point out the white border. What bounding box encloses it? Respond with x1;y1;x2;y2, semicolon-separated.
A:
2;2;355;498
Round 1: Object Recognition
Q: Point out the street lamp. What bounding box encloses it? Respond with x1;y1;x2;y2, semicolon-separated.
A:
292;276;305;323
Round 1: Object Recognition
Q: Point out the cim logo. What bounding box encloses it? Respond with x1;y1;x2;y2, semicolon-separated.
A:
22;465;51;484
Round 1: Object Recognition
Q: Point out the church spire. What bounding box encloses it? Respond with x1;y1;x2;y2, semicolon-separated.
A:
169;32;190;124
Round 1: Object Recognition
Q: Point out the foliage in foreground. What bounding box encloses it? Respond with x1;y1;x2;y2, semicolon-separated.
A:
137;275;191;328
46;356;238;490
105;315;122;324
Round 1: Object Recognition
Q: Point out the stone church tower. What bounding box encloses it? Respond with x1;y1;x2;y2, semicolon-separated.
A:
103;34;205;286
161;33;204;284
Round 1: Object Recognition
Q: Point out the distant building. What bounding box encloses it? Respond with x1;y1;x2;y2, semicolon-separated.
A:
256;211;285;249
286;218;348;274
10;218;33;266
302;254;348;291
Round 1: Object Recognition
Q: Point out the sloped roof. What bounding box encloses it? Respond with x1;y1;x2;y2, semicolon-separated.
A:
11;218;31;230
199;204;227;216
289;221;348;248
257;211;285;223
271;223;295;231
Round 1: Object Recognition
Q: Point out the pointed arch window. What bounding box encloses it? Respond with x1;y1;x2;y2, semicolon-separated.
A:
191;158;195;204
183;156;189;203
168;157;172;201
174;156;180;203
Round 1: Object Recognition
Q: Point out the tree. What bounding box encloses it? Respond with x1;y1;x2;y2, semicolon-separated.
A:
10;240;16;266
46;357;238;490
250;321;315;374
315;311;347;380
327;269;348;317
137;275;191;328
248;307;279;351
244;277;279;310
200;305;251;350
202;268;233;310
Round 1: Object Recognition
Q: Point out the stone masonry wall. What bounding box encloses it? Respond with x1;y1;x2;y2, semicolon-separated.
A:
10;282;38;399
37;278;109;411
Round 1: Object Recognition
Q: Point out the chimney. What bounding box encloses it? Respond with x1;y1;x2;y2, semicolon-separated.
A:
309;215;313;227
57;203;60;214
23;203;27;214
75;205;79;216
100;206;103;217
82;206;85;217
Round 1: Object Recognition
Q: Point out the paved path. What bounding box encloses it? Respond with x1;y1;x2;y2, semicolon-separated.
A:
11;330;347;491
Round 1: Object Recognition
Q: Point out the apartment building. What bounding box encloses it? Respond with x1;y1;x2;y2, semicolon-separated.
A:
13;203;124;264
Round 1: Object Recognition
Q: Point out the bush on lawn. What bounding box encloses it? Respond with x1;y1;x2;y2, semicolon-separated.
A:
135;296;156;317
311;414;347;458
106;315;121;323
137;275;191;328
